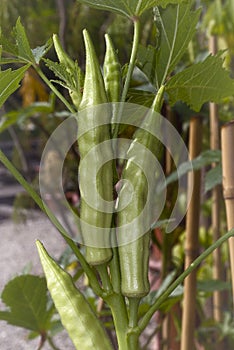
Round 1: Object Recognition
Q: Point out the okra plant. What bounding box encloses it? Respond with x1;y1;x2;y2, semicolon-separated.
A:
1;0;234;349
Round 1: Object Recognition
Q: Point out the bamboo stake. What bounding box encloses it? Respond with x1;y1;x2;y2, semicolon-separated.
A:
161;105;181;350
180;117;202;350
221;121;234;304
209;35;224;326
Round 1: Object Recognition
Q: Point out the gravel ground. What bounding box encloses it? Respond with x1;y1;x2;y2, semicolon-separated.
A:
0;212;76;350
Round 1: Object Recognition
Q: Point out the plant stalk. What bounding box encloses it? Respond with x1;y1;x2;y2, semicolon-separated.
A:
105;293;129;350
128;297;140;328
109;246;121;294
209;35;224;329
121;18;141;104
221;121;234;305
180;116;202;350
96;264;113;293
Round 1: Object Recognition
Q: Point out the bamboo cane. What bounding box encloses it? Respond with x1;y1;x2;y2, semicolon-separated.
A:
221;121;234;303
180;117;202;350
161;105;181;350
209;35;224;327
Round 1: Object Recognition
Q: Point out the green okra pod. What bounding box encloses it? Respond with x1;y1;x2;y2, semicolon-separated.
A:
78;29;114;265
117;87;165;297
103;34;122;103
103;33;122;138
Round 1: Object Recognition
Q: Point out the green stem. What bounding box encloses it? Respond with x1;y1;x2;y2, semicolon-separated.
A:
128;297;140;328
109;247;121;294
47;336;61;350
127;298;141;349
96;264;113;293
152;85;165;113
135;228;234;335
121;18;141;103
112;18;140;140
0;150;102;296
33;64;76;114
127;333;140;350
106;293;129;350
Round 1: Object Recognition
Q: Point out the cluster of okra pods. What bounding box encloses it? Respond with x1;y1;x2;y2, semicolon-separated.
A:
38;28;165;349
57;29;164;298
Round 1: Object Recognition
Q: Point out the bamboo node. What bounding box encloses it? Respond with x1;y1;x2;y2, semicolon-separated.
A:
223;187;234;200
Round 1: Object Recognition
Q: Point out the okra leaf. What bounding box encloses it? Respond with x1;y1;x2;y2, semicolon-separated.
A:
157;0;187;7
36;241;113;350
76;0;186;18
44;58;76;89
166;53;234;111
166;150;221;185
0;35;18;58
204;163;222;193
0;100;54;133
13;18;35;64
0;275;52;332
138;3;200;88
127;88;155;107
154;3;201;87
0;64;30;108
0;18;49;64
137;45;157;86
197;279;231;293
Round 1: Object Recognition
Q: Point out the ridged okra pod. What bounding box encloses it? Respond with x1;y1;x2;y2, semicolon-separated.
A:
117;87;165;297
103;34;121;103
78;29;114;265
103;34;122;137
37;241;113;350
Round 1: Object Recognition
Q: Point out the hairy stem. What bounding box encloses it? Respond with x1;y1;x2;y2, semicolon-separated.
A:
121;18;141;104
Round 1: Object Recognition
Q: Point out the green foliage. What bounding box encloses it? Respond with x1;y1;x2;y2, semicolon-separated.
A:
0;65;30;108
13;17;35;63
166;149;221;185
76;0;186;18
197;279;231;294
138;3;200;88
0;275;52;332
0;17;51;65
0;99;54;133
44;59;77;91
165;53;234;111
204;164;222;193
